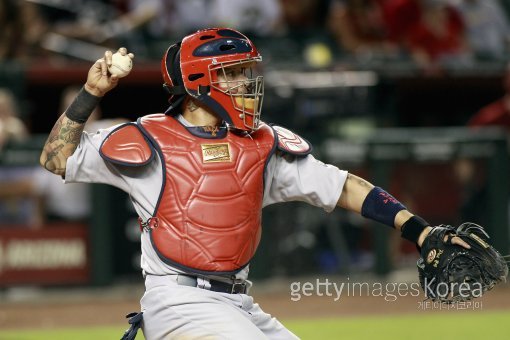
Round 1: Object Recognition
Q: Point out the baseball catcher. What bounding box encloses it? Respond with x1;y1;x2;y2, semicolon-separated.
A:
39;27;508;339
416;222;508;303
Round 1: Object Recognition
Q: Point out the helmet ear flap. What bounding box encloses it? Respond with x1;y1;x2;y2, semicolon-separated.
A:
162;42;187;114
165;42;183;87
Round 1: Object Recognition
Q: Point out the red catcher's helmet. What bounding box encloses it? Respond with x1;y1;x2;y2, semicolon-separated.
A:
161;28;264;132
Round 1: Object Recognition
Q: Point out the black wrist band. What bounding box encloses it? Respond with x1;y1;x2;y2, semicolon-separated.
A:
65;87;101;123
401;215;429;243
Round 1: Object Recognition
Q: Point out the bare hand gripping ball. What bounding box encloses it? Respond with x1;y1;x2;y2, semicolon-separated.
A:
108;52;133;78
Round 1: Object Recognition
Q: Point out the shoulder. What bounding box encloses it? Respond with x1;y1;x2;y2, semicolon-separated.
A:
99;122;155;166
269;124;312;156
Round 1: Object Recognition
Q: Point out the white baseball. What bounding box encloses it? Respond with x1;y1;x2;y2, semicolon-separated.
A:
108;52;133;78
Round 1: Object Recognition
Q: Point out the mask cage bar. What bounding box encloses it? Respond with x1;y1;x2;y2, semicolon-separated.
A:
209;57;264;130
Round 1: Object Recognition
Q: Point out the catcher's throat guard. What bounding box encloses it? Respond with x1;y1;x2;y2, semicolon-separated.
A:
418;222;508;303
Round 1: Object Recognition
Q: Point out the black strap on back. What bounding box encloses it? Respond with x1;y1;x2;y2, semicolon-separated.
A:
163;83;186;95
164;96;186;115
121;312;144;340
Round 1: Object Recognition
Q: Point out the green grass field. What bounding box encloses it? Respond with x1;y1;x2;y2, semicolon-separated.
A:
0;311;507;339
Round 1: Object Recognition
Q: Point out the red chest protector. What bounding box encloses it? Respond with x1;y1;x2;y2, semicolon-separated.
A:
100;115;312;274
105;114;276;274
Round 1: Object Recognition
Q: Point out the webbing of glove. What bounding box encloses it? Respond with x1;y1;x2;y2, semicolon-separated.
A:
417;223;508;303
121;312;143;340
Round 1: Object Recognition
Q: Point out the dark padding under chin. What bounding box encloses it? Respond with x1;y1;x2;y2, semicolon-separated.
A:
100;124;154;166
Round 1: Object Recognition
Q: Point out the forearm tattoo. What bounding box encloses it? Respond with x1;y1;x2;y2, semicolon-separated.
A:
47;118;63;144
42;114;85;173
44;144;64;170
42;87;100;174
60;119;83;144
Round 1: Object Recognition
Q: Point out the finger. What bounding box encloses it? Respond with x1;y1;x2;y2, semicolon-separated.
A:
128;53;134;59
118;47;127;55
451;236;471;249
99;58;108;76
94;58;103;70
105;50;113;67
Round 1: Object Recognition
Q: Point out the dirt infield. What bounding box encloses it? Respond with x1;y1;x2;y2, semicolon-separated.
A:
1;278;509;330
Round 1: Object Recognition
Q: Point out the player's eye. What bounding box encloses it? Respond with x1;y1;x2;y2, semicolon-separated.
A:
222;70;234;79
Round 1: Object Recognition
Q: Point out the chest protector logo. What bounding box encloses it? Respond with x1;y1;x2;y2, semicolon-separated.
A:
140;115;275;274
201;143;231;163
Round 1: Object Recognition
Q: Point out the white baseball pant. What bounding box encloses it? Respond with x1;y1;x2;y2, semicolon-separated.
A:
141;275;299;339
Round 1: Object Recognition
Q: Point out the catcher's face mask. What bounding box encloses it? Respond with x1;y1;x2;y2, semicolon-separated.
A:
210;60;263;131
162;28;264;132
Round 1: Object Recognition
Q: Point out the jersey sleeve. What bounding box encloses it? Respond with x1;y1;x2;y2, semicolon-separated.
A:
65;124;163;221
263;153;348;212
64;125;134;192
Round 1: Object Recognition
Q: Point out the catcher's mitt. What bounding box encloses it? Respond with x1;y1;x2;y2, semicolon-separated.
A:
418;222;508;303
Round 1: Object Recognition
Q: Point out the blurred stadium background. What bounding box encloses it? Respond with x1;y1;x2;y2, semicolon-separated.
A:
1;0;510;338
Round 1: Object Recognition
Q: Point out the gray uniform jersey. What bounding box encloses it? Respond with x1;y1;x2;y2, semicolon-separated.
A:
64;116;347;281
